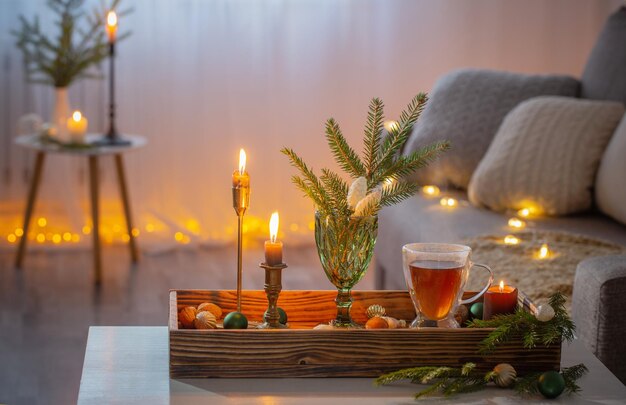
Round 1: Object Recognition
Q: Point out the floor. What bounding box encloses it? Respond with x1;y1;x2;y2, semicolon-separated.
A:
0;244;375;405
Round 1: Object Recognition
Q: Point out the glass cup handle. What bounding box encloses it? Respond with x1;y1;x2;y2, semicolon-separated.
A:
460;263;494;305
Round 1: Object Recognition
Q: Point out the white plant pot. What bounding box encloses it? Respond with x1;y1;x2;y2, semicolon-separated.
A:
52;87;71;142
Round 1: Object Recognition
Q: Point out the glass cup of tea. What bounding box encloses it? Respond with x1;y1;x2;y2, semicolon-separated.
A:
402;243;493;328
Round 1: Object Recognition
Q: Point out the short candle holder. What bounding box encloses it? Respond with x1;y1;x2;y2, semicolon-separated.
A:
258;262;288;329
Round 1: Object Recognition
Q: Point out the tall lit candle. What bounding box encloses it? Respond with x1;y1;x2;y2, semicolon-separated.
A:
483;280;518;320
106;11;118;43
265;212;283;265
66;110;88;143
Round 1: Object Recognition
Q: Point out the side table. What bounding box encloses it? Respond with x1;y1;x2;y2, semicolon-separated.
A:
14;134;147;285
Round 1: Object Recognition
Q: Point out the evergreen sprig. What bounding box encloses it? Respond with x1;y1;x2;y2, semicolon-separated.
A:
467;292;575;354
282;94;449;218
13;0;131;87
376;362;588;400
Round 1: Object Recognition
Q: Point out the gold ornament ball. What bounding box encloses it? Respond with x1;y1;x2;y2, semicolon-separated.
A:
366;304;386;319
536;304;555;322
197;302;223;320
493;363;517;388
178;306;197;329
194;311;217;329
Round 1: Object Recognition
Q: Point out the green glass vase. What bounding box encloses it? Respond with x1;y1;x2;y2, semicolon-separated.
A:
314;211;378;328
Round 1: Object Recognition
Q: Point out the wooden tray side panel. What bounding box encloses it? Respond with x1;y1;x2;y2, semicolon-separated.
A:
169;290;561;378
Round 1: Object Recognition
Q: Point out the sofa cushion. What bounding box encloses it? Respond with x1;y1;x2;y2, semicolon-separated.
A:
581;7;626;104
375;193;626;290
468;96;624;215
403;69;579;189
596;114;626;225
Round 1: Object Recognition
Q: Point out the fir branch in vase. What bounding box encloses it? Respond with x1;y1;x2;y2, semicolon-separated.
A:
281;94;450;219
12;0;132;88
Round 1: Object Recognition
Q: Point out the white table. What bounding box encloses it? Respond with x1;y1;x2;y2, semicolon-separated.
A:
14;134;146;284
78;326;626;404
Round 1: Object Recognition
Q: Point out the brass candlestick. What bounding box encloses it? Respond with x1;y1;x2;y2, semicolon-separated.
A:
258;262;288;329
232;182;250;313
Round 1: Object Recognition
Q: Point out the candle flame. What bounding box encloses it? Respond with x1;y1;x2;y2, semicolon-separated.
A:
72;110;82;122
107;11;118;27
517;208;530;218
239;149;246;174
503;235;520;245
269;212;279;243
538;243;550;259
499;280;504;292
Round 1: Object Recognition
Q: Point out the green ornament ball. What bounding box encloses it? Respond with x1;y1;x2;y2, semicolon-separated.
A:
223;311;248;329
264;307;288;324
470;302;484;320
538;370;565;399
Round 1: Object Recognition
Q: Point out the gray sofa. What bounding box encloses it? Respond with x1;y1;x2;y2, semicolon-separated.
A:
375;7;626;383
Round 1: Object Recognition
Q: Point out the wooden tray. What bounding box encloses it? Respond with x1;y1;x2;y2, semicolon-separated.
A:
169;289;561;378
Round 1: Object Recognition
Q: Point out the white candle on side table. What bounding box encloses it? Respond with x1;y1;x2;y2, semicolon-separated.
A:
67;110;88;143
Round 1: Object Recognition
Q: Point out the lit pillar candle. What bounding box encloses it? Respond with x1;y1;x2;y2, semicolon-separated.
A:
66;110;88;143
483;280;518;320
106;11;118;43
264;212;283;265
232;149;250;188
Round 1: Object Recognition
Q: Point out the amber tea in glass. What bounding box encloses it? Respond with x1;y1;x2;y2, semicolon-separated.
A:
402;243;493;328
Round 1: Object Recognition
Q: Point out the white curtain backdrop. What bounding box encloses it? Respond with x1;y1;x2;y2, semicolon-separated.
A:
0;0;621;251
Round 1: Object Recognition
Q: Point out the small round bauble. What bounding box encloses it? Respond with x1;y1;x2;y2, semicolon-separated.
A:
178;306;197;329
470;302;484;320
535;305;555;322
197;302;223;319
493;363;517;388
455;305;470;325
194;311;217;329
223;311;248;329
264;307;288;324
366;304;386;319
365;316;389;329
538;370;565;399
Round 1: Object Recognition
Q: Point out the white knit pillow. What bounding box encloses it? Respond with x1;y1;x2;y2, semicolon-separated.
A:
596;114;626;225
468;96;624;215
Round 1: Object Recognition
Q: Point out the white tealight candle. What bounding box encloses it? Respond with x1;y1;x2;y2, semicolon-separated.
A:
66;110;88;143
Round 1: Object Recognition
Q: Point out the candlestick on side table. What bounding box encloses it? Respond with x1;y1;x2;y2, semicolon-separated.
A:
232;149;250;313
96;9;130;146
259;211;287;329
483;281;518;320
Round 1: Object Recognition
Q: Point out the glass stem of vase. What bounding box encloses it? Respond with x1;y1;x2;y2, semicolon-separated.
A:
334;288;353;325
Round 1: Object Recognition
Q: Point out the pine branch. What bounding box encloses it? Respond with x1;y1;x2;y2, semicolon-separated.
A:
363;97;384;176
325;118;366;178
320;168;349;215
380;181;418;207
562;364;588;394
373;140;449;185
468;292;576;354
377;93;428;172
281;148;332;214
514;372;541;396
